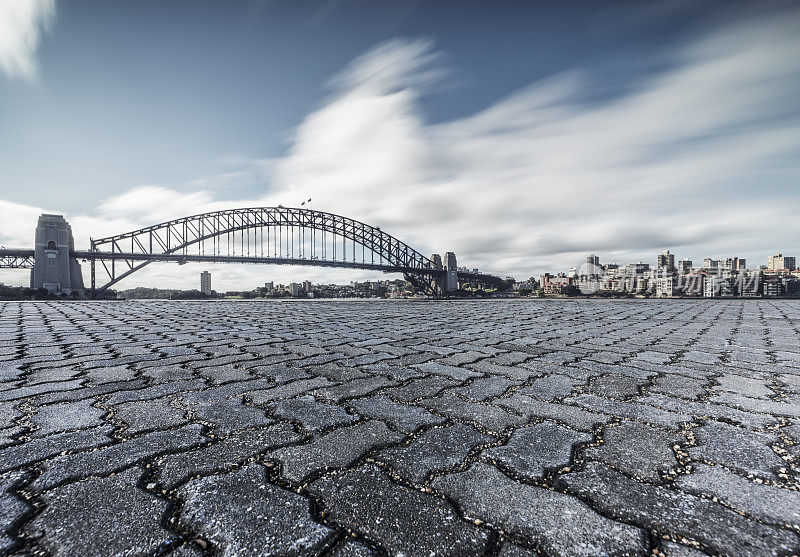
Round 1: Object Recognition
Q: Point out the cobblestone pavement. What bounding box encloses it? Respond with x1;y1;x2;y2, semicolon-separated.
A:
1;299;799;556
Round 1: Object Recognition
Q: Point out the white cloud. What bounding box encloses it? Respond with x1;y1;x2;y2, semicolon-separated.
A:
0;0;55;81
1;10;799;289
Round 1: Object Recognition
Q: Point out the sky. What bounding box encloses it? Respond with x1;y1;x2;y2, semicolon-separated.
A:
0;0;798;290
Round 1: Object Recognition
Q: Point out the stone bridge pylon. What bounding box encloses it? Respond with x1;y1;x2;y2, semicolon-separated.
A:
30;214;85;296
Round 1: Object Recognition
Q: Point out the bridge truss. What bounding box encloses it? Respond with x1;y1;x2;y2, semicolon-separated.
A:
82;207;448;295
0;249;35;269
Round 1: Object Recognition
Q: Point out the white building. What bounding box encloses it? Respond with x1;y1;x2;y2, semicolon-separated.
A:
768;254;796;271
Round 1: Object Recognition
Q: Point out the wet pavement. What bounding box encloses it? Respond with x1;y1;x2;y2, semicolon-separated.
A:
0;299;799;556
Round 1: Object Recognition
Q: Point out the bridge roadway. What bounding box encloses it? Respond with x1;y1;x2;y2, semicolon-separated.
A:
0;299;798;555
0;247;501;290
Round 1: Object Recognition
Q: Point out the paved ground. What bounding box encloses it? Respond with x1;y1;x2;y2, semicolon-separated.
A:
0;299;799;556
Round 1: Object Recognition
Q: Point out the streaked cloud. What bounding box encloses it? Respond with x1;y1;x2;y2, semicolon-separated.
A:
0;0;55;81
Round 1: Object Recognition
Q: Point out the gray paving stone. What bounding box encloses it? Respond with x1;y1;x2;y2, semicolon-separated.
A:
675;463;800;528
588;373;647;399
709;391;800;418
421;393;525;432
0;470;29;552
497;542;538;557
312;376;398;403
189;399;274;433
566;393;689;429
714;374;774;399
0;402;21;429
433;462;647;556
327;539;379;556
114;397;188;434
384;375;461;402
26;466;174;556
517;373;582;401
650;374;708;400
376;423;495;482
688;421;784;480
269;395;359;433
0;379;84;403
497;393;611;431
449;375;519;402
0;427;113;473
178;464;335;555
639;392;775;430
29;400;106;436
585;421;682;482
246;377;333;404
32;423;206;491
559;461;800;556
482;422;590;480
411;361;482;381
155;424;301;488
309;464;489;555
348;394;445;433
270;421;404;483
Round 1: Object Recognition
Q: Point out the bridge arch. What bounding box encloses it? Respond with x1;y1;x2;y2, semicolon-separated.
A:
87;207;441;293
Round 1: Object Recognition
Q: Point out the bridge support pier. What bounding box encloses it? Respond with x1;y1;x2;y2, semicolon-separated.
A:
31;214;84;297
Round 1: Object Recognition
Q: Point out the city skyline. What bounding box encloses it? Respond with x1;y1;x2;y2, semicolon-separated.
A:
1;1;799;290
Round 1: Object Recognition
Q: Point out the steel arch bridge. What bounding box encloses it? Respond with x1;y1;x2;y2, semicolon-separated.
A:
63;206;500;296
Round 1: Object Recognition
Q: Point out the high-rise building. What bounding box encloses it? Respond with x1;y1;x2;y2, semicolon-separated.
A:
768;254;796;271
677;258;692;274
264;281;274;290
702;258;718;270
302;280;312;293
657;250;675;272
200;271;212;295
289;283;301;296
586;254;600;266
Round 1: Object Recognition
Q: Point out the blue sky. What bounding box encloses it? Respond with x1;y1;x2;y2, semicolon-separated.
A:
0;1;798;289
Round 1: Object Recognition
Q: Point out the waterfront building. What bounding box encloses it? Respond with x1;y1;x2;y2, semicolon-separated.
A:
657;250;675;272
704;276;735;298
200;271;212;295
677;258;692;274
768;254;796;271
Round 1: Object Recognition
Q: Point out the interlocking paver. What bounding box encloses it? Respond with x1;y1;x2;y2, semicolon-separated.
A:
29;400;106;436
559;461;800;556
154;423;300;488
308;464;489;555
0;299;798;555
25;467;174;555
675;463;800;528
269;395;358;433
178;464;335;555
376;423;495;482
0;470;29;552
481;421;590;480
433;462;647;556
270;420;403;483
348;394;445;433
687;420;784;480
585;421;683;482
